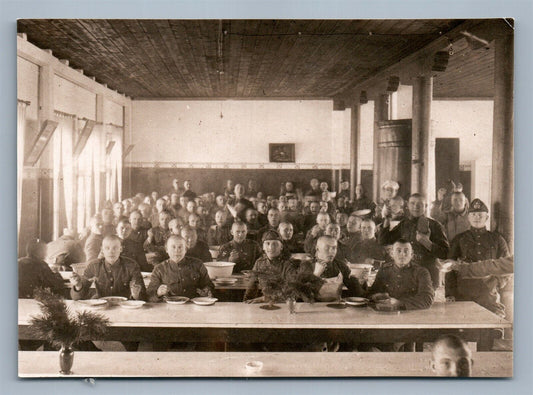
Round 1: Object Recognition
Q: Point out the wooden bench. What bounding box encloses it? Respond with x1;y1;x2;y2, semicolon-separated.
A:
18;351;512;377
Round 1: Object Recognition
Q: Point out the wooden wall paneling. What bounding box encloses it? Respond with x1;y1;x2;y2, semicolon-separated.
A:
435;138;460;193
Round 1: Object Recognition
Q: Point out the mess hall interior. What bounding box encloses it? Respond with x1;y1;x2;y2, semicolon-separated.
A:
17;19;514;377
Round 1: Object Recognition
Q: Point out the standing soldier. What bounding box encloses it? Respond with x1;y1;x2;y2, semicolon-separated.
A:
445;199;510;318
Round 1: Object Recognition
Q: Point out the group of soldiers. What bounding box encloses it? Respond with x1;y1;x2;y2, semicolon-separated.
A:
19;176;513;323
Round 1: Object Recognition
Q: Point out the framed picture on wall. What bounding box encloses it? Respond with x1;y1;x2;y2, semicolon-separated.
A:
269;143;295;163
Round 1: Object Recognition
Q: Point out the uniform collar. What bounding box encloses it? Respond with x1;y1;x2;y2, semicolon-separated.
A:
470;226;487;233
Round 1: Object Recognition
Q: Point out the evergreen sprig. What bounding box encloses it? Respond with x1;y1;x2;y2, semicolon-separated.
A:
254;268;324;303
29;288;110;348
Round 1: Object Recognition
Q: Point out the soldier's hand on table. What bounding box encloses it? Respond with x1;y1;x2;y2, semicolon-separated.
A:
157;284;169;297
196;287;212;297
245;296;265;304
371;293;390;302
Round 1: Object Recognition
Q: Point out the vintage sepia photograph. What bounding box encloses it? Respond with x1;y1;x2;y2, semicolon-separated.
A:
17;18;513;378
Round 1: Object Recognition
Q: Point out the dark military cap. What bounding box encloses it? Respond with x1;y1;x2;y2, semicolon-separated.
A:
469;198;489;213
262;230;282;242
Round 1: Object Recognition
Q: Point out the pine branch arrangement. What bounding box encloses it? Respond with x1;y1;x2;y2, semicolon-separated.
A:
29;288;109;348
255;269;324;303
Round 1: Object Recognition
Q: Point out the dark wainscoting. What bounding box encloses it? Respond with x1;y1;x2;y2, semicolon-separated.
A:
124;167;348;198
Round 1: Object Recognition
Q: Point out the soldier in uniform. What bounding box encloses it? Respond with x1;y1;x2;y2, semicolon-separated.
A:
367;239;434;310
377;193;449;288
147;235;214;301
71;235;146;301
207;210;232;246
299;235;365;300
143;210;173;265
218;222;263;273
244;231;299;303
445;199;510;318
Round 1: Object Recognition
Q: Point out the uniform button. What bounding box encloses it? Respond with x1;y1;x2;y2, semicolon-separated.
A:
477;251;481;254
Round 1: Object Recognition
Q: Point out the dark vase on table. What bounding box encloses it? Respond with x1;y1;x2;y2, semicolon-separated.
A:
59;345;74;375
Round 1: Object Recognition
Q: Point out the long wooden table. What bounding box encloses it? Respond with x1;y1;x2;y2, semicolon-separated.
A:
19;299;510;350
18;351;513;377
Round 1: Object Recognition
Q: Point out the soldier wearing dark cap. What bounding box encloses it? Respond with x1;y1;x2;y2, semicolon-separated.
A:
446;198;511;317
244;230;299;302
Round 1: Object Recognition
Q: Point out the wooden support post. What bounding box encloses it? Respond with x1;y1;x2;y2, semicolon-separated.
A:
411;75;433;196
372;94;390;201
350;102;361;201
491;34;514;249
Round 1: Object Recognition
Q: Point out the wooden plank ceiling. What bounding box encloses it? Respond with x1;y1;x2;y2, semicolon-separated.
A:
17;19;494;99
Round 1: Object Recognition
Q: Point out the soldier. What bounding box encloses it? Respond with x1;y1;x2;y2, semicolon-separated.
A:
244;230;299;303
218;222;263;273
446;198;510;318
378;193;449;288
207;210;232;246
368;239;434;310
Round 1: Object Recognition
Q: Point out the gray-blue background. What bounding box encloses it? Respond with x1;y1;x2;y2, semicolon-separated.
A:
1;0;531;393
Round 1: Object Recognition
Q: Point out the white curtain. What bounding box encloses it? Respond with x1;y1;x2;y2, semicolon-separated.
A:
52;111;76;238
76;119;104;231
105;124;123;203
17;100;29;236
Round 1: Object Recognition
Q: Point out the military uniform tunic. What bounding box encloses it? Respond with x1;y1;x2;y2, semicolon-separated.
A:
218;239;263;273
368;262;434;310
71;256;146;300
147;256;214;301
446;227;510;317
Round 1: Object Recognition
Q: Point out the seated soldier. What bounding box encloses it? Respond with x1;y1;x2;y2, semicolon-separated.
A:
227;184;254;222
116;218;151;272
446;199;510;318
182;225;212;263
352;184;377;215
147;235;214;301
303;212;331;254
442;191;470;242
19;239;64;299
278;221;303;254
374;180;400;225
84;215;104;261
112;202;124;226
168;193;181;218
207;210;232;246
335;212;349;238
340;213;362;248
257;207;282;242
122;198;133;218
218;222;263;273
211;194;228;220
70;235;146;300
137;203;153;230
188;213;207;242
336;196;351;214
368;239;434;310
430;187;448;225
46;228;85;271
378;193;449;288
305;178;322;198
243;208;262;241
324;223;349;263
302;201;321;234
181;179;197;200
101;207;116;236
300;235;365;300
348;219;388;264
168;217;185;236
150;198;167;228
144;210;173;265
175;196;190;223
431;335;473;377
255;200;268;227
244;231;299;303
128;210;148;245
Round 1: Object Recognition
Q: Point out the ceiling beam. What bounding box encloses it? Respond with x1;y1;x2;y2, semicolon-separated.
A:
333;19;496;101
24;120;58;166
